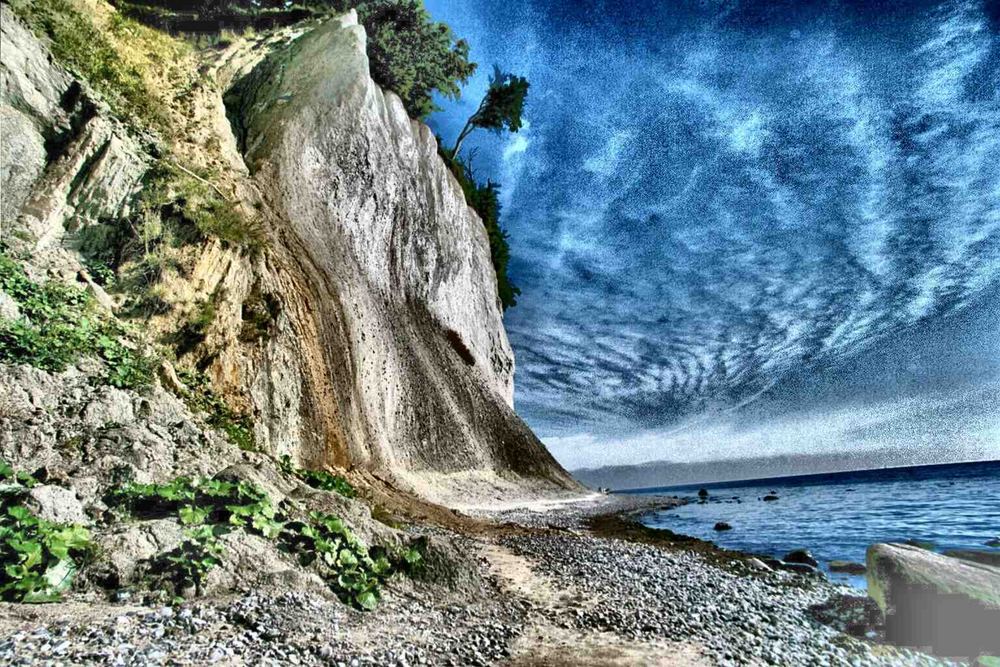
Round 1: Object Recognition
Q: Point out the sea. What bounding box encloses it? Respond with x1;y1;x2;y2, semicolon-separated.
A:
633;459;1000;589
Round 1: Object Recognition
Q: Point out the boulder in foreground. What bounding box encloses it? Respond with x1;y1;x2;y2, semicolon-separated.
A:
867;543;1000;656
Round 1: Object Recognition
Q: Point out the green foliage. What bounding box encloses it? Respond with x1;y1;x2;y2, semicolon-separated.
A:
238;285;280;343
158;524;224;594
7;0;166;128
175;368;258;451
108;475;422;608
352;0;476;119
0;461;39;489
0;252;156;388
0;461;94;603
173;174;261;249
450;65;529;156
278;455;356;498
163;298;216;357
440;156;520;310
117;0;475;120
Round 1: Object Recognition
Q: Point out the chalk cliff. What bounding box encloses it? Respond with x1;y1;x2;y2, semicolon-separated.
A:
0;5;579;506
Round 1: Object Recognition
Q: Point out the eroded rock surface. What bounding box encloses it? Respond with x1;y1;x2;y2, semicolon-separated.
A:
217;12;578;503
867;542;1000;656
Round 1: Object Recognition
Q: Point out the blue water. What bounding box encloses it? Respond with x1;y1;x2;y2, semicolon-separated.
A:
635;460;1000;588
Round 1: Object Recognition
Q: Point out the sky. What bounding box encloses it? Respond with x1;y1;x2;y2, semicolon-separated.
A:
423;0;1000;473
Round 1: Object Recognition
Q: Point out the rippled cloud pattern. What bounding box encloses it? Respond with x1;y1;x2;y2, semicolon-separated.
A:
426;0;1000;467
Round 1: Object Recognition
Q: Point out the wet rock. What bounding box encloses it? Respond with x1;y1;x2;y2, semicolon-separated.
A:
829;560;867;575
784;549;818;567
902;538;935;551
986;537;1000;548
809;593;882;638
777;562;823;577
867;542;1000;655
713;522;732;531
697;488;709;498
762;494;779;502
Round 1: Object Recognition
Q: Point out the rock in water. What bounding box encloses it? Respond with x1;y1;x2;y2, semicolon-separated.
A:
762;494;779;501
829;560;867;575
713;522;732;531
784;549;818;567
697;488;709;498
866;543;1000;656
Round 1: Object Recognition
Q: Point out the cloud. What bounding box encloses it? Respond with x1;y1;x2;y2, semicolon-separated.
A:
428;0;1000;468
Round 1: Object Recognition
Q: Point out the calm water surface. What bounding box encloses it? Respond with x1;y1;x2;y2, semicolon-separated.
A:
636;460;1000;588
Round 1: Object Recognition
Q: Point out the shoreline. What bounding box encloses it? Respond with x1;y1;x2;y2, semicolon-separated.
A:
1;493;953;666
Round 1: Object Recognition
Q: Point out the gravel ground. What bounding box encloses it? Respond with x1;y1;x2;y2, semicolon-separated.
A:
498;532;953;667
0;497;964;666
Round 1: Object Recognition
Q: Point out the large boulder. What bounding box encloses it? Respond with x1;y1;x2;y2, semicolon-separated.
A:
867;543;1000;656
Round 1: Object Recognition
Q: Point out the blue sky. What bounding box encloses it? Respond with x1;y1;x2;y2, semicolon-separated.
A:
424;0;1000;470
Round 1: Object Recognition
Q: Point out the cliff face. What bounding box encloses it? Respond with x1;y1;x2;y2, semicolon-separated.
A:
0;6;579;505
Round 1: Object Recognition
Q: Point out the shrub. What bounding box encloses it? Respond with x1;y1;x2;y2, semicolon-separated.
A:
0;251;156;388
278;455;356;498
441;155;520;310
1;461;94;603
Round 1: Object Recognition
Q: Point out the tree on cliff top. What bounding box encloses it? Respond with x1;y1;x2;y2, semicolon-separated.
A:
353;0;476;119
449;66;529;157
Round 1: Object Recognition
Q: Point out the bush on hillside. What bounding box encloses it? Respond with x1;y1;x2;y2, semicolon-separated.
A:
442;155;520;311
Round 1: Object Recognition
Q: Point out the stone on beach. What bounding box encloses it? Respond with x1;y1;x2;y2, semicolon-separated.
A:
829;560;867;575
784;549;819;567
866;543;1000;656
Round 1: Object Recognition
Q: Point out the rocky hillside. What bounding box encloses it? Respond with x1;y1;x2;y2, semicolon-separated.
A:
0;1;578;506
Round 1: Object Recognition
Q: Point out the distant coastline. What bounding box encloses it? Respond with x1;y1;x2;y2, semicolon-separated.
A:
573;449;1000;492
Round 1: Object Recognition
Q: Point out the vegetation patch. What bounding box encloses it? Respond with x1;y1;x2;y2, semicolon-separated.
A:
0;250;156;389
442;155;520;310
163;297;216;357
176;368;258;452
279;455;356;498
107;475;423;608
7;0;185;130
0;461;94;603
238;283;280;343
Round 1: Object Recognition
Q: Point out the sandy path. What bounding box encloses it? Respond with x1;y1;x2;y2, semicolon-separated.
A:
480;543;710;666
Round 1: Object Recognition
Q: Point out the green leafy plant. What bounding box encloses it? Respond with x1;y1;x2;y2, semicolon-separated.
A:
157;524;225;595
0;251;156;388
175;368;258;452
0;460;40;489
278;455;356;498
108;475;422;609
0;461;94;603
